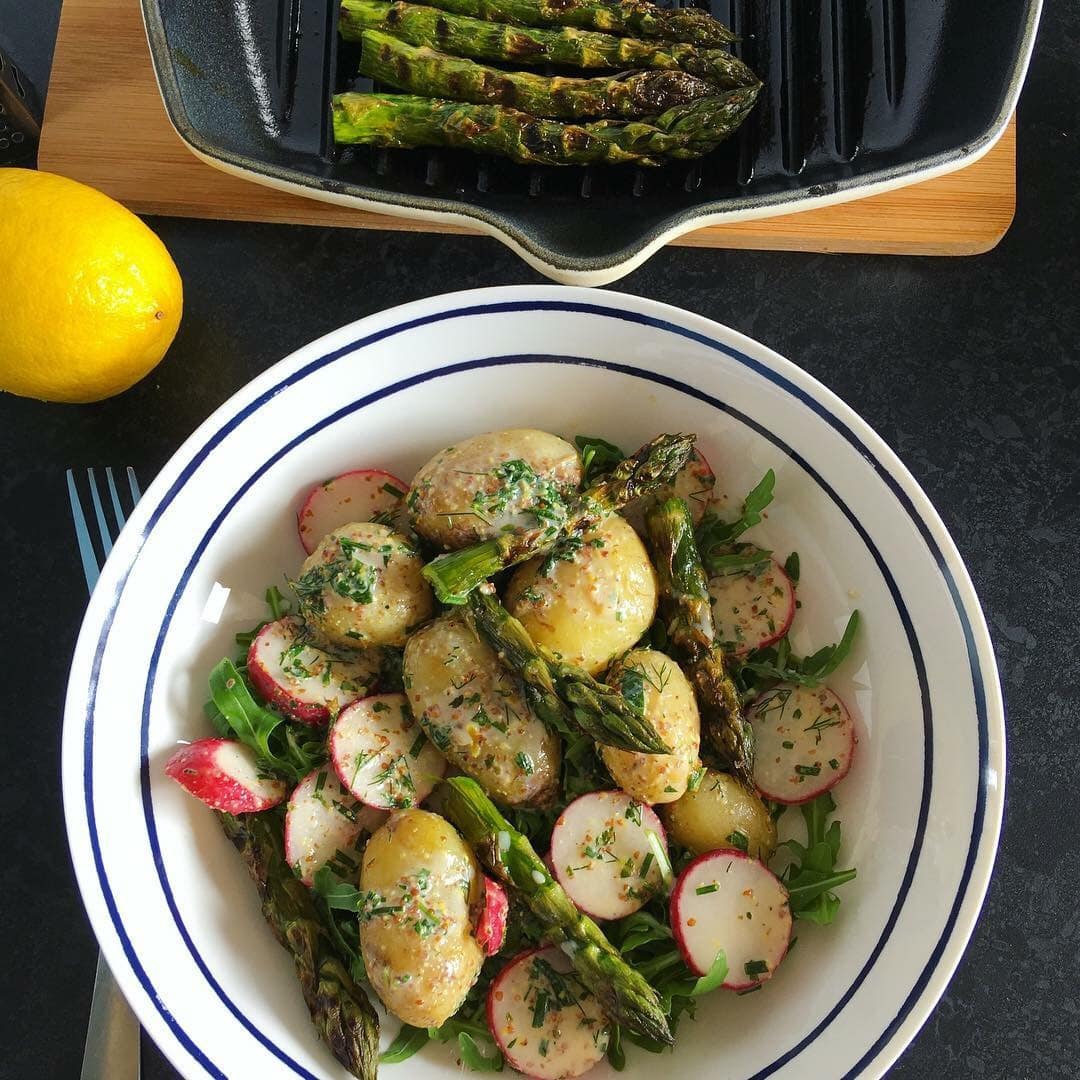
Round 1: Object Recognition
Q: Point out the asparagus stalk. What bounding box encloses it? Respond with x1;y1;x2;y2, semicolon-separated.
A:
418;432;695;603
644;497;754;784
440;776;674;1044
404;0;736;45
341;0;758;87
217;812;379;1080
359;30;714;120
333;89;758;166
467;587;671;753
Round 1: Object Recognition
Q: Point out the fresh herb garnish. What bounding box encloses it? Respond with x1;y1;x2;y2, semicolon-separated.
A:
695;470;775;572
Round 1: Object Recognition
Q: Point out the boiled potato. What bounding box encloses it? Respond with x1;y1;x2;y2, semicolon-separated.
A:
408;428;582;550
660;768;777;861
295;522;433;648
602;648;700;804
359;809;484;1027
403;613;560;807
505;514;657;675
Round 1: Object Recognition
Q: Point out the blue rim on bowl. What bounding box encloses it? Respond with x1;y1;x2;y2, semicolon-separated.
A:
63;287;1005;1079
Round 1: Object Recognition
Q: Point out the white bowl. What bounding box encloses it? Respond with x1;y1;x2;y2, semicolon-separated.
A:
63;286;1004;1080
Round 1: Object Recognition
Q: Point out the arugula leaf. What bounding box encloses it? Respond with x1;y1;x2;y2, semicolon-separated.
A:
207;658;324;782
574;435;626;485
690;950;728;996
781;792;857;924
311;867;365;910
704;543;774;576
695;469;775;571
736;611;860;694
380;1024;430;1064
456;1032;503;1072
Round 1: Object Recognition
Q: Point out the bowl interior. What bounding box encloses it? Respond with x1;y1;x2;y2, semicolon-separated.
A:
65;293;1000;1080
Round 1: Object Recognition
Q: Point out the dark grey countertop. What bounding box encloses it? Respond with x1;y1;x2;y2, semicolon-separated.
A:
1;3;1077;1078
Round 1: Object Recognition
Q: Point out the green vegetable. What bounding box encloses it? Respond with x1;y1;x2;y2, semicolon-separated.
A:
207;658;325;782
643;496;753;783
422;432;695;604
380;1024;430;1063
467;589;671;754
359;30;715;119
781;791;857;923
575;435;626;485
695;469;776;573
440;776;673;1044
341;0;756;86
218;812;379;1080
737;611;861;692
398;0;738;45
334;91;758;166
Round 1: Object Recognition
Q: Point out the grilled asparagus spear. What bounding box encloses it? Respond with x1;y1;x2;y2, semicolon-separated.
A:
333;90;758;166
440;776;674;1044
644;497;754;784
409;0;736;45
340;0;757;88
418;432;695;603
217;812;379;1080
359;30;713;119
466;586;671;753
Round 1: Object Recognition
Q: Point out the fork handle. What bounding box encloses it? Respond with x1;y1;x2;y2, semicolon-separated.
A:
81;953;141;1080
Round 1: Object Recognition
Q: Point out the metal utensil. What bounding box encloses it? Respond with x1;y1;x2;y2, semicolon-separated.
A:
0;46;40;165
66;466;143;1080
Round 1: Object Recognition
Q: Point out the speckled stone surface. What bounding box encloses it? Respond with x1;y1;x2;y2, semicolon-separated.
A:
1;4;1077;1079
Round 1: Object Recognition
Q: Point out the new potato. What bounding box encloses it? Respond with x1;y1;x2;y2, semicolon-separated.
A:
602;647;700;804
661;768;777;861
297;522;434;648
359;809;484;1027
408;428;582;550
403;613;561;806
506;514;657;675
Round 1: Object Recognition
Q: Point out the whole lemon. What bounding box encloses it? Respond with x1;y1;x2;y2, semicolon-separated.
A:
0;170;182;403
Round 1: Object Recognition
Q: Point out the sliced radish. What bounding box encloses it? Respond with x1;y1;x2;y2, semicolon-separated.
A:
487;946;610;1080
671;849;791;991
549;790;667;920
748;684;855;804
297;469;409;554
623;446;717;534
329;693;446;810
474;876;509;957
284;768;389;885
708;555;796;656
247;616;381;726
164;738;286;814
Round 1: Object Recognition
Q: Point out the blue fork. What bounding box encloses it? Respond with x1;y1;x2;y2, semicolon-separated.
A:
67;466;143;1080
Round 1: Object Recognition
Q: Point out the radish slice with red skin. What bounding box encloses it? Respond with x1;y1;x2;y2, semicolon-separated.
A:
247;616;381;726
748;684;855;804
329;693;446;810
297;469;408;554
549;790;667;920
165;738;286;814
487;946;610;1079
708;556;796;656
474;876;509;956
284;768;388;885
622;447;716;535
670;849;791;991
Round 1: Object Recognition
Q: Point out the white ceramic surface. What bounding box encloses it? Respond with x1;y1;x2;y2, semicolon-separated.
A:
63;286;1004;1080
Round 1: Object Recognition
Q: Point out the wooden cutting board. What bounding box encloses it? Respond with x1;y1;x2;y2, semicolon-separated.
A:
38;0;1016;255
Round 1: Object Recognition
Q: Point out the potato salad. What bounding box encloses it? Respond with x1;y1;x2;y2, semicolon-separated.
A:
168;428;861;1080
